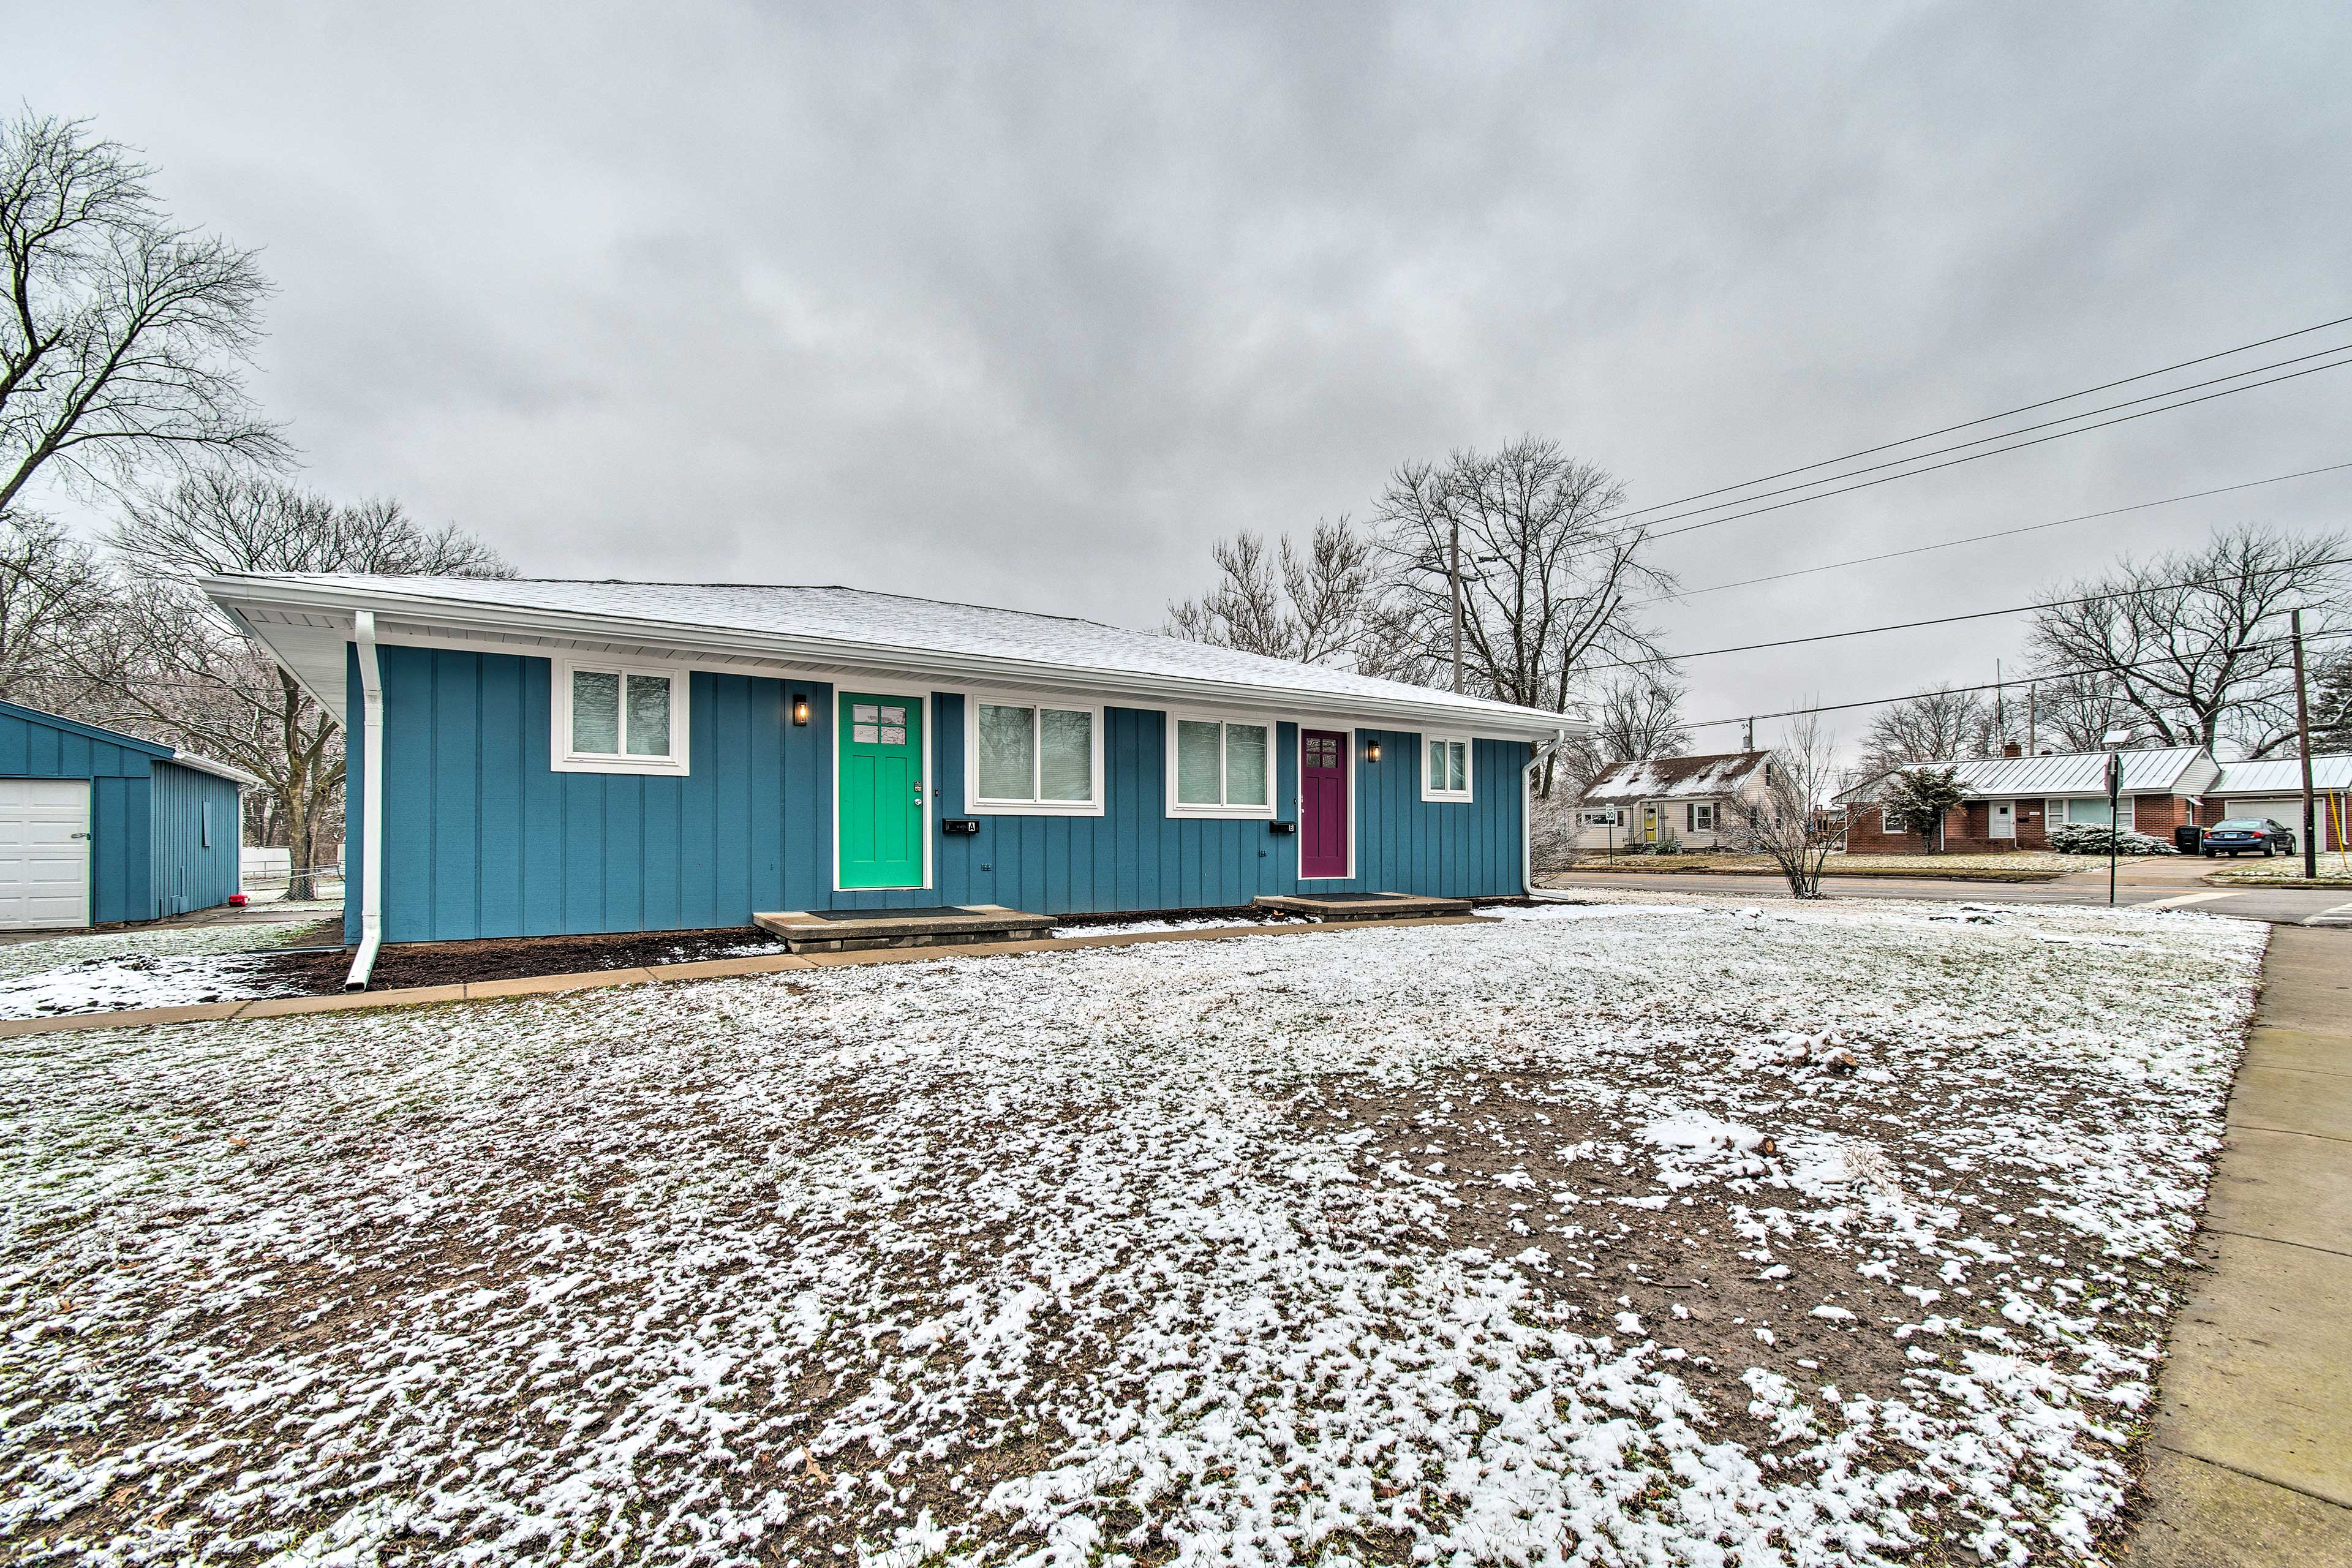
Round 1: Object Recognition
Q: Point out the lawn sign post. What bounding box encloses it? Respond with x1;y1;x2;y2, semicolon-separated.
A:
2292;606;2318;881
2105;748;2124;907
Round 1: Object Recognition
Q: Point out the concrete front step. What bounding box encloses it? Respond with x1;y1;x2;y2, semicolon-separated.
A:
753;904;1056;953
1252;891;1474;921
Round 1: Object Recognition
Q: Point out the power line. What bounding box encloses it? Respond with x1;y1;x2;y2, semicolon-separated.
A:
1682;626;2352;731
1626;352;2352;548
1592;552;2352;673
1621;343;2352;536
1608;311;2352;524
1639;461;2352;606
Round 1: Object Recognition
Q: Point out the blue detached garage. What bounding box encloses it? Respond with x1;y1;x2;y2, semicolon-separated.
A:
204;575;1585;986
0;698;252;930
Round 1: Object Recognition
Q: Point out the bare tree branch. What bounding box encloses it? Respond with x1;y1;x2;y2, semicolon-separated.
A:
0;111;288;516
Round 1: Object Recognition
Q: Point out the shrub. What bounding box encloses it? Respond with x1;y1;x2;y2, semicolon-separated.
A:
2046;821;2175;856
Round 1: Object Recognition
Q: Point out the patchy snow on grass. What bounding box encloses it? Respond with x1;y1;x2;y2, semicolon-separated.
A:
0;920;324;1018
0;898;2264;1566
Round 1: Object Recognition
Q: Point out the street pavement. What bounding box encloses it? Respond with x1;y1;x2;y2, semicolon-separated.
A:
1541;854;2352;927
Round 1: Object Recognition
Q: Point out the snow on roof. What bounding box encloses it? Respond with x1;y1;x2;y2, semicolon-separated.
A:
164;752;262;788
203;573;1579;738
1837;745;2211;802
2211;753;2352;794
1581;751;1771;805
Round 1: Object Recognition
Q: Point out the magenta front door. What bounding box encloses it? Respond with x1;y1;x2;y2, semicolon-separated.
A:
1300;728;1349;878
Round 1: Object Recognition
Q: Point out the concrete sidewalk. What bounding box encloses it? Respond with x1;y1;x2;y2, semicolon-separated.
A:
2135;923;2352;1564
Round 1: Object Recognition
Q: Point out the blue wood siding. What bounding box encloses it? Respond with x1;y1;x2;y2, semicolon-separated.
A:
349;644;1530;943
0;701;169;924
148;761;243;917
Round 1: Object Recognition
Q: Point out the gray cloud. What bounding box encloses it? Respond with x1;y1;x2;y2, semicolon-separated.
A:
23;0;2352;744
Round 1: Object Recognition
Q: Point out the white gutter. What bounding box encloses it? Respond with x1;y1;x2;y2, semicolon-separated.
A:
346;611;385;991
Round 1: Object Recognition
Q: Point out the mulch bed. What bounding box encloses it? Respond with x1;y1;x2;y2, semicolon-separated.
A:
256;927;786;993
256;898;1543;996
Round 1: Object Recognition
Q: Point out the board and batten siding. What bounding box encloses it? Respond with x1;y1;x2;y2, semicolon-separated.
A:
147;761;243;916
348;645;1529;943
0;703;156;924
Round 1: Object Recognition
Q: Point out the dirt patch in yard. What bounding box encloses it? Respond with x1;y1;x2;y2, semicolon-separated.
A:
254;925;788;991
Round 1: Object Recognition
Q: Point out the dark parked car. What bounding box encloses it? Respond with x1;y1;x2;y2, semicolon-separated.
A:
2201;818;2297;857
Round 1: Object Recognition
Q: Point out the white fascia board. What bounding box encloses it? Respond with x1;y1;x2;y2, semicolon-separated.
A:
202;577;1586;742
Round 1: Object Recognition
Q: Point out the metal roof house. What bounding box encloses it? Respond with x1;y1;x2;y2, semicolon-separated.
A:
1570;752;1773;850
2207;753;2352;850
0;698;251;930
204;574;1584;982
1837;744;2220;851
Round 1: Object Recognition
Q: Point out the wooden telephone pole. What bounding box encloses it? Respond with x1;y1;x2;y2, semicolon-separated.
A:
2293;608;2318;880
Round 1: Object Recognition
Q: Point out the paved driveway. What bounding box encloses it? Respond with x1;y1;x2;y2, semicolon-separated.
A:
1542;855;2352;927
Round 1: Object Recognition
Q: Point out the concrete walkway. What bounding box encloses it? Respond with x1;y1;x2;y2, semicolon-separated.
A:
2134;922;2352;1564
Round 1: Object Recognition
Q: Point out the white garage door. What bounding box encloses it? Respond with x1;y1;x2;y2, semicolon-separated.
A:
0;778;91;930
2220;798;2302;826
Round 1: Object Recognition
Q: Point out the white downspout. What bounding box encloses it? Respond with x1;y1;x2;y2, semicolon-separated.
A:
1523;729;1572;899
345;611;385;990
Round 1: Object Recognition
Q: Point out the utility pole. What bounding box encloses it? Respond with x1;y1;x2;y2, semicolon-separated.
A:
1995;660;2005;748
2293;607;2318;880
1449;517;1463;695
1744;717;1755;751
2027;681;2037;755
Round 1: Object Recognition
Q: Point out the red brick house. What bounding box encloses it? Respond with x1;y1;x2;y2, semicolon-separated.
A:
1837;744;2219;853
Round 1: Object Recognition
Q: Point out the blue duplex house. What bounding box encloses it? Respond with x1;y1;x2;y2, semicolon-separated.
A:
206;575;1580;983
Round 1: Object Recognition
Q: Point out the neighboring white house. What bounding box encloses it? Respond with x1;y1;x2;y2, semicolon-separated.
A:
1570;752;1774;851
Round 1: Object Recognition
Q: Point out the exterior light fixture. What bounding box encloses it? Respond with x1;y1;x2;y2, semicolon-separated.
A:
1364;738;1381;763
791;695;810;726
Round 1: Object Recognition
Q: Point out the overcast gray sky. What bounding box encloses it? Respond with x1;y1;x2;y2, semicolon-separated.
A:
24;2;2352;746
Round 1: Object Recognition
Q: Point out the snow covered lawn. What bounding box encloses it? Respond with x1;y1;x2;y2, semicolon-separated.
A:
0;899;2265;1566
0;919;326;1019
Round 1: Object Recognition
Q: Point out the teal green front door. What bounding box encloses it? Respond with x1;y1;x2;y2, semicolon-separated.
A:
837;692;925;889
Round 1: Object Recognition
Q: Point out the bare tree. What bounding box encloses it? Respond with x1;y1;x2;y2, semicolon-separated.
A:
1;111;288;518
1559;674;1689;797
1857;685;1998;778
0;510;108;704
1373;437;1675;791
69;475;512;898
2026;526;2348;758
2025;671;2144;755
1724;714;1841;898
1166;516;1410;672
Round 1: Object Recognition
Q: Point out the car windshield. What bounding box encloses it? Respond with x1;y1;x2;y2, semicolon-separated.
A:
2211;820;2267;831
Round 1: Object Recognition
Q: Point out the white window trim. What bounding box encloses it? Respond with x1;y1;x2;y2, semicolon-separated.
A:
960;690;1107;817
551;655;692;776
829;685;934;893
1689;801;1716;832
1881;806;1902;832
1165;710;1278;820
1419;734;1474;803
1294;724;1356;880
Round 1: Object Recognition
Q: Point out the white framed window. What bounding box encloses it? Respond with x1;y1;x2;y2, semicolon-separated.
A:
1166;714;1274;818
1688;802;1716;831
2065;796;2116;826
552;656;690;775
1580;807;1623;827
1420;736;1473;802
1881;807;1902;832
963;694;1104;816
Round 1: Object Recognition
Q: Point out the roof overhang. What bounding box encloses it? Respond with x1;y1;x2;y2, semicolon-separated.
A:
203;575;1586;743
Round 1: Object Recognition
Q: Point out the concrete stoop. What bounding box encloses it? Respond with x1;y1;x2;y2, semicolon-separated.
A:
753;904;1057;953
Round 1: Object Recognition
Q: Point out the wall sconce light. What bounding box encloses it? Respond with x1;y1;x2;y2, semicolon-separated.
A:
1364;738;1381;763
791;695;810;726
